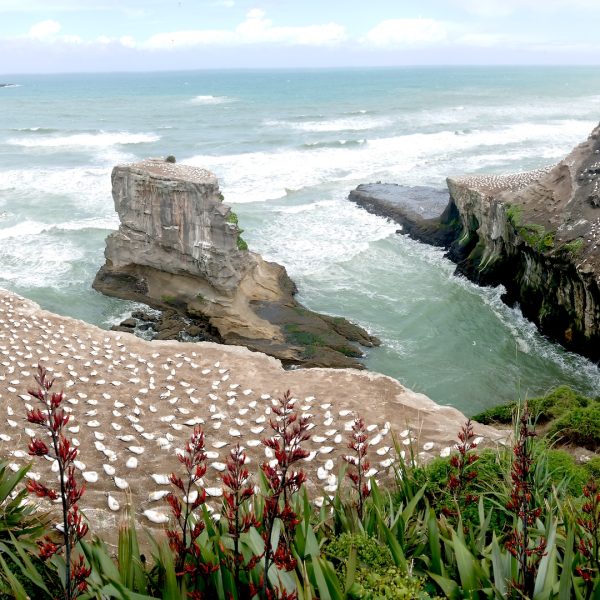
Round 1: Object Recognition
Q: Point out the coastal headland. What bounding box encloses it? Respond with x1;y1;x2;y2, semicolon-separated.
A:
93;159;379;370
0;288;504;543
350;124;600;362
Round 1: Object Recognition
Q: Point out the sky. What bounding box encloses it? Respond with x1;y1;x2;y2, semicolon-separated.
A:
1;0;600;73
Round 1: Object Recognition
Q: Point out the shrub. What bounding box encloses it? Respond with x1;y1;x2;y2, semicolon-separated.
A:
584;456;600;479
472;402;514;425
550;404;600;449
544;449;589;495
349;568;441;600
473;385;593;425
326;533;393;572
528;385;591;422
165;155;176;163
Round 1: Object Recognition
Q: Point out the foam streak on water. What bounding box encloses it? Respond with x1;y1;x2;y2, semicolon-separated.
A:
1;67;600;413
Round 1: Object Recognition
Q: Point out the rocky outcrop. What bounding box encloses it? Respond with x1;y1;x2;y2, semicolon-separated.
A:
93;159;379;368
348;183;460;246
349;125;600;361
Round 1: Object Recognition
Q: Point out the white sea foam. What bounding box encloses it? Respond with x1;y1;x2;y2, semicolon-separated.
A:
0;221;48;240
189;95;234;105
46;217;119;231
246;197;397;277
0;235;84;288
7;131;159;148
0;217;117;242
265;116;392;132
185;119;594;203
0;167;113;210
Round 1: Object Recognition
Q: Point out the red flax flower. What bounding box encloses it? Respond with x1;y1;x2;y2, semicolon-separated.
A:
260;390;311;598
343;415;372;520
504;403;546;598
574;479;600;587
165;425;213;589
24;364;90;600
221;444;260;598
444;419;480;519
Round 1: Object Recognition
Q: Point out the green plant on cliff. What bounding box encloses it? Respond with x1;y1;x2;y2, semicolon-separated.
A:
561;237;585;257
505;203;523;226
517;222;555;251
225;212;239;226
226;211;249;251
506;204;555;251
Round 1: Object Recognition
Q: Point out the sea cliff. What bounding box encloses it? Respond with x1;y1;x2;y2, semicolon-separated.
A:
349;124;600;361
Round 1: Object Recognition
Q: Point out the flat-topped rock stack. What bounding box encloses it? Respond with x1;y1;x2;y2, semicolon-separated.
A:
94;159;379;369
0;288;504;544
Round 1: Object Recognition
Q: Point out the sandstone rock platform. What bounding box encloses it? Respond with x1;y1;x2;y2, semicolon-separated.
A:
0;288;504;545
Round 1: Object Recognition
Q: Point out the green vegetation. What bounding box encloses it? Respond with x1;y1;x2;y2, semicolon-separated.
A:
560;238;585;257
505;204;555;251
2;374;600;599
474;385;600;450
160;294;178;306
549;404;600;449
517;223;555;251
505;203;523;226
284;324;326;359
337;345;362;357
165;155;176;163
226;210;249;251
225;212;239;226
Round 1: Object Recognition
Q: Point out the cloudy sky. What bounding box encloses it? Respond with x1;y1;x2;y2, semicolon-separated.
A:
1;0;599;73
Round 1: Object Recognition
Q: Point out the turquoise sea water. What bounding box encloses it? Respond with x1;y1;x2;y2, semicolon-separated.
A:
1;66;600;414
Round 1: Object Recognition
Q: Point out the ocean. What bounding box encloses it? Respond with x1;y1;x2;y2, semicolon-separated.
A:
1;66;600;415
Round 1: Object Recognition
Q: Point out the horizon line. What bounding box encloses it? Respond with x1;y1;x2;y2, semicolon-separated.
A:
2;63;600;78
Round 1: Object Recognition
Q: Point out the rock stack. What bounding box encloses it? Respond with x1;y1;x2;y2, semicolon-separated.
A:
94;159;379;368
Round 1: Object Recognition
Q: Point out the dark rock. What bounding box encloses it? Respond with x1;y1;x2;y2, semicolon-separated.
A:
348;183;460;247
185;325;203;337
157;318;181;332
154;328;181;341
131;310;158;322
110;325;135;334
119;318;137;328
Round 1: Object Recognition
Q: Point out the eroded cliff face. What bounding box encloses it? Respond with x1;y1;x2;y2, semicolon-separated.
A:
94;159;379;368
445;124;600;360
